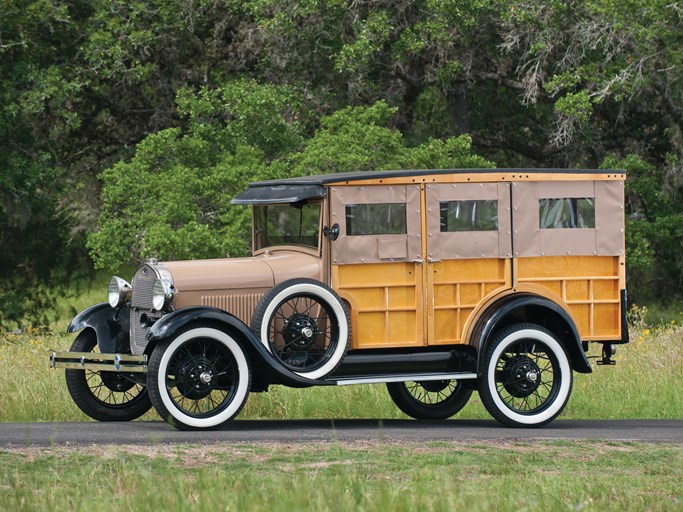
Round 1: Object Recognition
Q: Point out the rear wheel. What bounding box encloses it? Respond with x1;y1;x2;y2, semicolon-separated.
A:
147;325;250;430
387;380;473;420
478;323;573;427
65;330;152;421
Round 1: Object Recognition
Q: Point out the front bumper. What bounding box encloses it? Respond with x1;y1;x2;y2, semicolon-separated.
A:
50;351;147;373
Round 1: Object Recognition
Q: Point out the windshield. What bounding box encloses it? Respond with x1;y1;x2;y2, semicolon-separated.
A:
253;203;321;251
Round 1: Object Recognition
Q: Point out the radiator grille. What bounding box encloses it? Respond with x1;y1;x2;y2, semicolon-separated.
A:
131;264;156;310
201;293;264;325
130;264;161;355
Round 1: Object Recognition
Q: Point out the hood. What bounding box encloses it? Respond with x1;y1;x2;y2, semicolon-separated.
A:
160;250;322;294
162;257;274;292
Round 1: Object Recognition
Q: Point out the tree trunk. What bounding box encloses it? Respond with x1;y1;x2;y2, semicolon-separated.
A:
446;83;470;136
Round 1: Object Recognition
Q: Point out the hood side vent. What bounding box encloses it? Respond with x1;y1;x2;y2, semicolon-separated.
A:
201;293;264;325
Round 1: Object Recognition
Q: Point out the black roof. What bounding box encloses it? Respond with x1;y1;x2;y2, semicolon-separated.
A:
231;184;326;205
231;168;623;205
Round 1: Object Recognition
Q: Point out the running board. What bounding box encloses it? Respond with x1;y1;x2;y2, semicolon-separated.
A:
327;372;477;386
50;351;147;373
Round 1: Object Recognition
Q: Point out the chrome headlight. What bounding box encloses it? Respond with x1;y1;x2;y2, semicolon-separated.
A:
152;279;175;311
108;276;132;308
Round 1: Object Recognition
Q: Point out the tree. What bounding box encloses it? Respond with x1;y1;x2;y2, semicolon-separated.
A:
88;79;304;268
0;0;264;326
90;97;492;268
2;0;683;328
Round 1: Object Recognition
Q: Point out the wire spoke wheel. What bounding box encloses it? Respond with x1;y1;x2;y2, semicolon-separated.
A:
406;380;457;404
148;326;250;430
164;337;237;418
268;294;336;370
387;379;473;420
494;340;558;414
252;279;350;380
87;366;145;407
479;323;573;427
65;330;152;422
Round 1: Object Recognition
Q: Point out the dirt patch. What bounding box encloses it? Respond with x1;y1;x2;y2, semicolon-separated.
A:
0;439;640;463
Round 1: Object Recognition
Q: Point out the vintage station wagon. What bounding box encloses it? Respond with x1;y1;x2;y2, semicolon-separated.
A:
51;168;628;429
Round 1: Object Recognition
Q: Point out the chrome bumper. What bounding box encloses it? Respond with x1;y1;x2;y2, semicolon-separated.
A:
50;351;147;373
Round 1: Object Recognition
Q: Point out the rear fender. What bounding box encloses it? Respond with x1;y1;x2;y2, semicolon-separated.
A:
470;294;592;374
146;306;328;388
67;303;130;354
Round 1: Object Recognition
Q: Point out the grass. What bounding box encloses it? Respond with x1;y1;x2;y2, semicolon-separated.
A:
1;296;681;511
1;441;681;511
0;304;682;422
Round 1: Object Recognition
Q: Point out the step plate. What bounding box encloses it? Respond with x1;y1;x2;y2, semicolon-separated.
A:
329;372;477;386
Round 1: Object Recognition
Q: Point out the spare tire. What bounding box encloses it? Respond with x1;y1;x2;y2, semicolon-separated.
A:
251;278;350;380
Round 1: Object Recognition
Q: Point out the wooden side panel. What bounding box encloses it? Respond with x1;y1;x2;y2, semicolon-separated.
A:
428;258;511;345
333;262;424;349
516;256;622;339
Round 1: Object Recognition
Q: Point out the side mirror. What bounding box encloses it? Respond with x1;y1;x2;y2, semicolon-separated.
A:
323;224;340;241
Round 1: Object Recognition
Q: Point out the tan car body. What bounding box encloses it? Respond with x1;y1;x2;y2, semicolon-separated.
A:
156;169;625;356
53;168;628;430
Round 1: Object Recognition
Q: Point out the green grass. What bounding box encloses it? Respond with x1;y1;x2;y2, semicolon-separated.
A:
1;441;681;511
1;300;681;511
635;302;683;326
0;312;681;422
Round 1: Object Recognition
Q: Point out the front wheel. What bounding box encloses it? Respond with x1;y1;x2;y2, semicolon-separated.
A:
65;330;152;421
147;325;250;430
387;380;473;420
478;323;573;427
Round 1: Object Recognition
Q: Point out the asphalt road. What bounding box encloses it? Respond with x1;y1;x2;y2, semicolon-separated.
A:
0;419;681;447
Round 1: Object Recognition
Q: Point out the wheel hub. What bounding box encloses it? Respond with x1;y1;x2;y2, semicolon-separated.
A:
417;380;450;393
100;371;136;393
283;314;318;351
501;355;542;398
175;356;216;399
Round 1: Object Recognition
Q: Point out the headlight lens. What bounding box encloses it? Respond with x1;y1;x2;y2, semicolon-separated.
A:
152;279;175;311
108;276;132;308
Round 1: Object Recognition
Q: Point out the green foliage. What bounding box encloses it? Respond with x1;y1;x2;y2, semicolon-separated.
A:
335;11;393;75
402;136;494;170
602;154;683;301
90;98;492;268
286;102;407;175
88;79;306;268
554;91;593;124
175;79;307;159
89;132;265;267
3;0;683;326
288;101;491;176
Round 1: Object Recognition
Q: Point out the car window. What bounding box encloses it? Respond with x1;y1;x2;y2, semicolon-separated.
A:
440;200;499;232
539;198;595;229
345;203;407;235
253;203;321;249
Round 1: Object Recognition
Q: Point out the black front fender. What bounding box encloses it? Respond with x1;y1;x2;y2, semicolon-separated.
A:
146;306;329;388
67;303;130;353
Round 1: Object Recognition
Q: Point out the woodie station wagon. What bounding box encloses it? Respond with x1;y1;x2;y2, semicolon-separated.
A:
51;168;628;429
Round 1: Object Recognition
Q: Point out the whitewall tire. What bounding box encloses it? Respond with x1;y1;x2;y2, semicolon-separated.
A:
148;326;250;430
251;279;350;380
478;323;573;427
